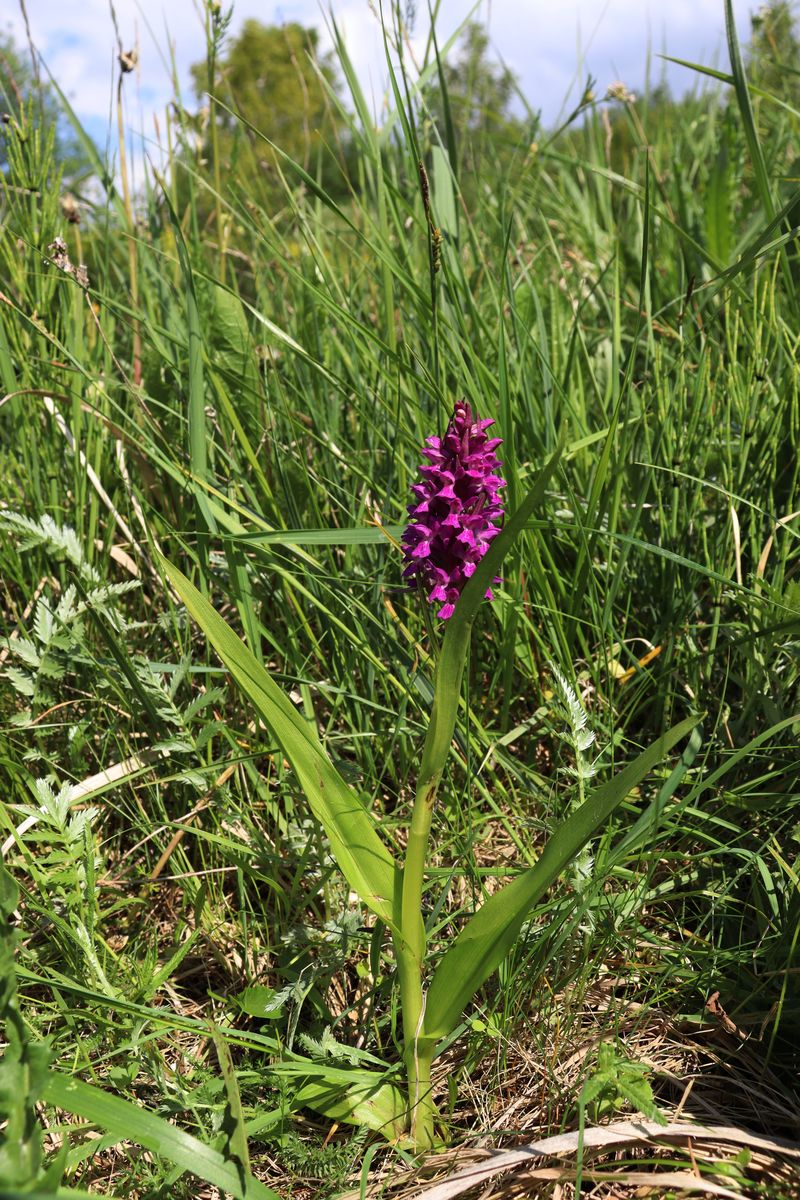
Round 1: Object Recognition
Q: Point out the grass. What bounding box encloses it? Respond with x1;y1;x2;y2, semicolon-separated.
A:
0;1;799;1196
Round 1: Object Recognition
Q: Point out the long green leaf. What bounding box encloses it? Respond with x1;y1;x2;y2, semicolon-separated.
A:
724;0;775;224
210;1023;251;1179
664;52;800;120
42;1072;278;1200
233;525;403;547
723;0;796;311
26;1188;101;1199
423;715;699;1043
160;558;399;927
163;195;216;546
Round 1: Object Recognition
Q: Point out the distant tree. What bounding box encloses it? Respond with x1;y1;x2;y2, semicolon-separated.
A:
189;20;349;210
746;0;800;105
423;23;524;175
436;24;516;136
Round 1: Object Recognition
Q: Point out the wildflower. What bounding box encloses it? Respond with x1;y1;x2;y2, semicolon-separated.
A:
605;80;636;104
401;401;506;619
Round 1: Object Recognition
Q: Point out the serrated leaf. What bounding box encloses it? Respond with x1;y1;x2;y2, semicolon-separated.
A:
618;1076;664;1123
6;638;41;668
5;667;35;697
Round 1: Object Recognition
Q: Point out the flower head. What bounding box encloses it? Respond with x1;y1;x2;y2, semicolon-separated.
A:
605;80;636;104
401;401;506;619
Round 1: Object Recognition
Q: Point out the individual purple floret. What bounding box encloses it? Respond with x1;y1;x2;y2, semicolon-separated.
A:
401;401;506;619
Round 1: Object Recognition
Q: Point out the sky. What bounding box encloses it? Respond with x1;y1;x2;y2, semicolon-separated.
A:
2;0;760;168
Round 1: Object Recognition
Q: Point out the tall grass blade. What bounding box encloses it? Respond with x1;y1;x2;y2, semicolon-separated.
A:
423;715;700;1042
42;1072;279;1200
724;0;775;223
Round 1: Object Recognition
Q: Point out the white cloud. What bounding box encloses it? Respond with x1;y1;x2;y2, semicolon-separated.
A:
3;0;760;161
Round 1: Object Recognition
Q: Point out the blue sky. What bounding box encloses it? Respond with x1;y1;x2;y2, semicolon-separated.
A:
2;1;758;165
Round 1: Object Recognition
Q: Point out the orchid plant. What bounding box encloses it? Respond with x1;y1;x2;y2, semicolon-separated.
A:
162;407;696;1152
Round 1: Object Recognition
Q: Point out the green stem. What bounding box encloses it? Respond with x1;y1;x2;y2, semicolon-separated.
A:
396;640;467;1148
407;1043;436;1150
393;945;435;1149
395;575;474;1148
395;769;440;1150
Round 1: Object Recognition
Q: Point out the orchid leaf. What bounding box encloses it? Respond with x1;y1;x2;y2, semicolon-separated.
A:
423;716;700;1044
293;1075;408;1140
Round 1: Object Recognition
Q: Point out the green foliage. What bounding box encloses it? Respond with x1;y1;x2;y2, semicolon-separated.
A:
188;19;349;216
579;1041;666;1125
747;1;800;106
272;1127;368;1192
0;0;799;1187
574;1041;668;1195
422;717;698;1045
43;1071;280;1200
161;555;401;931
0;34;87;180
422;22;524;174
0;864;65;1192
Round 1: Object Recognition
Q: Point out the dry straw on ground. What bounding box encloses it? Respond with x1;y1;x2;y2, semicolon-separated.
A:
336;990;800;1200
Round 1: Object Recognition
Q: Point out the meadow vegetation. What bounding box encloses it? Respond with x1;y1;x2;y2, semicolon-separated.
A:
0;0;799;1195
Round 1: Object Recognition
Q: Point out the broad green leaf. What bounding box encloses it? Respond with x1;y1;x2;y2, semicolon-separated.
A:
209;282;261;397
706;131;732;266
423;716;699;1043
42;1072;278;1200
23;1188;99;1199
0;308;16;395
431;144;458;274
0;863;19;916
235;986;285;1019
293;1076;407;1140
160;558;399;927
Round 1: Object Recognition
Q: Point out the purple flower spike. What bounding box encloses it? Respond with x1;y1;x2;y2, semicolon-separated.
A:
401;401;506;619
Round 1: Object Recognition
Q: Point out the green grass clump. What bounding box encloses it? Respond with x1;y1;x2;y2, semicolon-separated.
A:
0;1;799;1195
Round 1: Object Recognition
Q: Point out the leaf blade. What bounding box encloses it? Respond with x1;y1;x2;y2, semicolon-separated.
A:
43;1072;279;1200
160;557;399;927
423;716;700;1043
